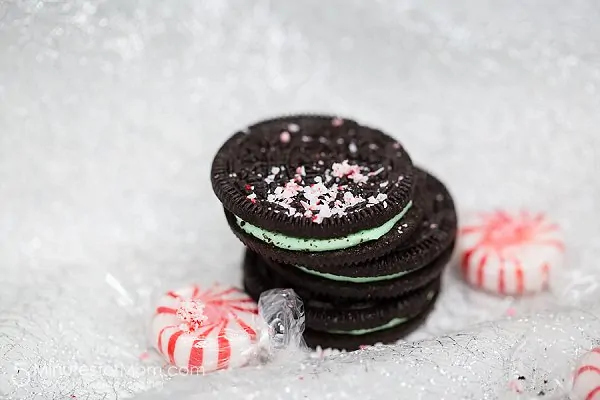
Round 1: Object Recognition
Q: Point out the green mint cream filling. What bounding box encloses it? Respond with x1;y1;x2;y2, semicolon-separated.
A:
325;291;435;335
235;201;412;252
326;317;407;335
295;265;413;283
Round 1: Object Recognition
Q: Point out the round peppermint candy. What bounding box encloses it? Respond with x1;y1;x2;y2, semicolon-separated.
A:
459;210;564;295
572;348;600;400
151;284;260;373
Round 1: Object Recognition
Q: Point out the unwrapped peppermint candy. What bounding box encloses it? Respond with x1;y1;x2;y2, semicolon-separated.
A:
459;210;564;295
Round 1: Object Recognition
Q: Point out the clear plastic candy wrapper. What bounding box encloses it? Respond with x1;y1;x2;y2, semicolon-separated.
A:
254;289;307;362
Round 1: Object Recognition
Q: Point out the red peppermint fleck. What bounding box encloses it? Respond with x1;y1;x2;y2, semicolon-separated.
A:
280;131;291;143
332;117;343;127
246;192;257;203
245;184;252;191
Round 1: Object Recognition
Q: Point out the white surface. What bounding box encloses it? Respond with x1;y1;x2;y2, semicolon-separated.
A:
1;1;600;399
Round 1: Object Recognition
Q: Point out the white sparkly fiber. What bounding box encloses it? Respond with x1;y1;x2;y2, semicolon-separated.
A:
1;1;600;399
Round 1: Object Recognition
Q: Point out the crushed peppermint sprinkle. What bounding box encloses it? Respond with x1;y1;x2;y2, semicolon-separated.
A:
245;160;390;223
288;123;300;132
332;160;368;184
176;300;207;332
332;117;344;127
280;131;291;143
348;142;358;153
368;167;384;176
368;193;388;204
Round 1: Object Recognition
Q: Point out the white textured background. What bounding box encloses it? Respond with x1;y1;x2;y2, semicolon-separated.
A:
1;1;600;399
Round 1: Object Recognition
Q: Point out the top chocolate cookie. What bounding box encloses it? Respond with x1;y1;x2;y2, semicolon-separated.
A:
211;115;415;239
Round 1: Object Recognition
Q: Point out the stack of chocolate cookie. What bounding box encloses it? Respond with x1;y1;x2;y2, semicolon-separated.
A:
211;115;457;350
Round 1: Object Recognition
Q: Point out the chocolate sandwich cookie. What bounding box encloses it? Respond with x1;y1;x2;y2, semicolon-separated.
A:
244;170;457;300
212;115;423;266
280;169;458;277
242;252;440;350
258;245;453;300
302;301;436;350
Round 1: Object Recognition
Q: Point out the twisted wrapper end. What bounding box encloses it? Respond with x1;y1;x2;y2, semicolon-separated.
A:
243;288;307;365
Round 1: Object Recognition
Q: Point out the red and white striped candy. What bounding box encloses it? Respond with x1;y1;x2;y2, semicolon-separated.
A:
460;210;564;295
151;284;259;373
572;348;600;400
